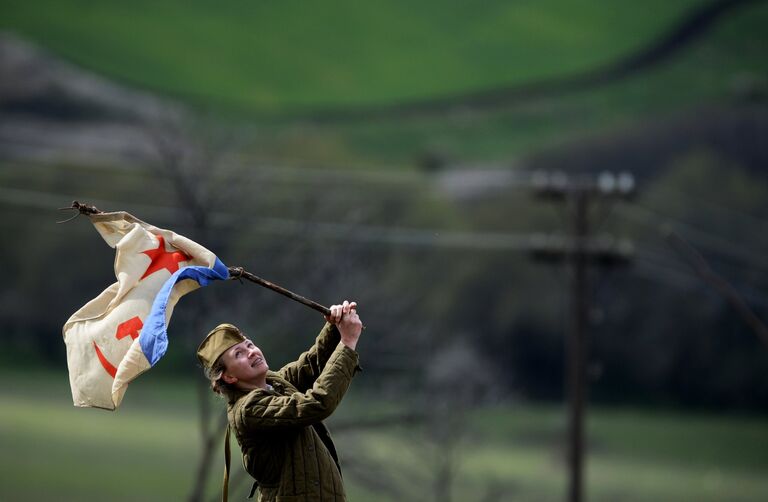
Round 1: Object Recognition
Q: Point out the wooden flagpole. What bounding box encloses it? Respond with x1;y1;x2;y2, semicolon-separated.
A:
227;267;330;316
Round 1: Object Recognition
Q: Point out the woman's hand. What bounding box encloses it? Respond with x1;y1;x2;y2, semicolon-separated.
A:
325;300;363;351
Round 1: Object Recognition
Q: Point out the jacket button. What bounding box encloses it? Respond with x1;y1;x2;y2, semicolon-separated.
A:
313;480;320;487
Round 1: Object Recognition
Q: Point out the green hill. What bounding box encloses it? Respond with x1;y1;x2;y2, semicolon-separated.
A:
2;1;766;165
1;0;706;113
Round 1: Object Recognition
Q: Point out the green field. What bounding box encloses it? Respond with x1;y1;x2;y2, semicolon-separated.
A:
1;1;767;165
1;369;767;501
0;0;706;112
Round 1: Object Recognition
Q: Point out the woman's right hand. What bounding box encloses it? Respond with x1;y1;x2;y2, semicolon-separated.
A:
326;300;362;351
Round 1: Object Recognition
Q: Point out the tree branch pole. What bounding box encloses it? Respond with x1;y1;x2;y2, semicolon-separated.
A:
227;267;331;316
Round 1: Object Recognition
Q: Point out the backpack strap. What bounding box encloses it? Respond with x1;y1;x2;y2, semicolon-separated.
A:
222;423;231;502
248;481;259;498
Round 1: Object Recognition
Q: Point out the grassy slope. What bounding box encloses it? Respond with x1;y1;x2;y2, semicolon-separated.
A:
1;1;766;167
1;369;767;501
1;0;701;112
317;1;768;165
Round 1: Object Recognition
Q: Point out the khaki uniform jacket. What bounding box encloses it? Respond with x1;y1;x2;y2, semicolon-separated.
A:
227;323;360;502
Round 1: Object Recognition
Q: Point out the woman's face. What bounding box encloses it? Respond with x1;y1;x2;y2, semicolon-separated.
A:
220;339;269;386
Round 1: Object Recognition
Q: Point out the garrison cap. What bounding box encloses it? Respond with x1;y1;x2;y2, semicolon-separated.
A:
197;323;246;369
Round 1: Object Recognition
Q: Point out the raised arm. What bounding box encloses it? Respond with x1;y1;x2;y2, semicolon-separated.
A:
234;339;360;430
278;300;362;391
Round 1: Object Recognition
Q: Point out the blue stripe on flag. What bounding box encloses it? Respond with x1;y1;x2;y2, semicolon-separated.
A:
139;258;229;366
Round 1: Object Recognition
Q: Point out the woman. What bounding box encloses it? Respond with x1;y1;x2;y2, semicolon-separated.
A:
196;300;363;501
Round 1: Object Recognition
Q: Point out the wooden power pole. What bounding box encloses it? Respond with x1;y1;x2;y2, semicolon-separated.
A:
531;171;635;502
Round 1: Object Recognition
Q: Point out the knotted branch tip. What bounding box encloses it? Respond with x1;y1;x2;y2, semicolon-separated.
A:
57;201;102;223
228;266;245;284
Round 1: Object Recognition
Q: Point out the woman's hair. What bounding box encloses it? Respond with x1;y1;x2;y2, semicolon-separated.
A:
204;358;238;400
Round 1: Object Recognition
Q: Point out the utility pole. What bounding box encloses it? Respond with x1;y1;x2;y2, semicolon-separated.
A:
531;171;635;502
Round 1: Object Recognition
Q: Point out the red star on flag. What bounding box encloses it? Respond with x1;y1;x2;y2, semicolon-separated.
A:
140;234;192;280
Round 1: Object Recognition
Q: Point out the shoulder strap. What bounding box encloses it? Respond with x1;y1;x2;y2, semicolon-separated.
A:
222;423;231;502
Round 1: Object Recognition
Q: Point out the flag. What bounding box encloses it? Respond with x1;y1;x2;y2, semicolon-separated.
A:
62;211;229;410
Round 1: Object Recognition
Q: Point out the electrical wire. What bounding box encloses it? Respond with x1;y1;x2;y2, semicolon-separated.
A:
0;186;546;251
632;249;768;309
616;201;768;273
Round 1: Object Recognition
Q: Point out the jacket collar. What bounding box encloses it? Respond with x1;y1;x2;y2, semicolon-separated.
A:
227;371;286;404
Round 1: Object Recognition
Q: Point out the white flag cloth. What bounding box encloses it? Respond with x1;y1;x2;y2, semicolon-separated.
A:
62;211;228;410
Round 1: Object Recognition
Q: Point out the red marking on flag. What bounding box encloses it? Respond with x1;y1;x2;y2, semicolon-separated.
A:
140;234;191;280
93;317;145;378
93;341;117;378
116;316;143;341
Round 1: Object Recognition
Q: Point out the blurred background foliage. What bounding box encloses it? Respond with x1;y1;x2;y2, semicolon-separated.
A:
1;0;767;500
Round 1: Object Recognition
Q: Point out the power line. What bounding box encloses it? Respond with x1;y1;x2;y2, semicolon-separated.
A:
0;186;179;221
631;260;705;291
637;238;763;276
629;259;768;308
667;230;768;349
632;248;768;308
641;182;768;229
616;201;768;273
0;187;547;251
1;148;430;188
